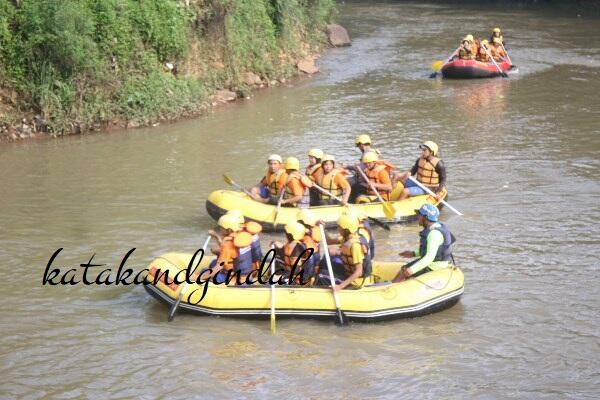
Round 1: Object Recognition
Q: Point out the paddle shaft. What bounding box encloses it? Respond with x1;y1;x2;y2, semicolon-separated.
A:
408;176;463;216
223;175;254;197
355;166;387;204
483;45;508;77
319;224;346;325
168;235;211;321
270;245;276;333
501;43;512;65
273;187;286;225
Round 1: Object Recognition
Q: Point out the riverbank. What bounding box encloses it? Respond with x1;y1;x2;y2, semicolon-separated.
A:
0;0;349;142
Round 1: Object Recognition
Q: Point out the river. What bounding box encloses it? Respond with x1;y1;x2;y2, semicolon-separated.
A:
1;1;599;399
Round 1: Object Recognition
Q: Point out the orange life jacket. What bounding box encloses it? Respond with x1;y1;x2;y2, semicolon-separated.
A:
284;171;311;207
477;47;490;62
305;164;322;181
264;168;287;197
216;232;253;273
283;240;307;270
416;157;440;188
366;164;391;200
318;168;344;200
340;234;368;277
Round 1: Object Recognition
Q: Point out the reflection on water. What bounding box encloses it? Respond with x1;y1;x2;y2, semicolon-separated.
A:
1;1;599;399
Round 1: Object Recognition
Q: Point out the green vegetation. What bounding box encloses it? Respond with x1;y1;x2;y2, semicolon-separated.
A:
0;0;336;135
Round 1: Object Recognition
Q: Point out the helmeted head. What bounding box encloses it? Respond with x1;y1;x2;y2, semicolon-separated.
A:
308;148;324;162
226;209;245;227
493;27;501;34
337;214;359;235
285;222;306;241
465;34;474;42
362;151;379;169
284;156;300;171
267;154;283;173
321;154;336;173
218;214;242;232
416;204;440;223
297;209;317;227
355;134;371;146
481;39;489;46
419;141;439;157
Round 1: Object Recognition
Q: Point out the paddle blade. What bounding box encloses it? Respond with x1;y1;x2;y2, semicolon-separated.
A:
368;216;391;231
270;314;277;334
223;174;234;185
383;202;396;219
431;60;444;71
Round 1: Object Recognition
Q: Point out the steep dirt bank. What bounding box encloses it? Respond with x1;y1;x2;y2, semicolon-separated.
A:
0;0;350;142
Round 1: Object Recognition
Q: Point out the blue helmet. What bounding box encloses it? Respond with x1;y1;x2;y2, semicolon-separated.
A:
417;204;439;222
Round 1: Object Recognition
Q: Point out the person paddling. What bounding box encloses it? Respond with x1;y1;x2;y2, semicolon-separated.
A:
356;151;392;203
305;148;324;205
207;213;255;284
489;27;505;47
489;37;507;62
396;141;446;201
476;40;491;63
316;214;370;291
271;222;313;284
281;157;313;208
317;154;351;205
393;204;455;282
250;154;287;204
457;37;475;60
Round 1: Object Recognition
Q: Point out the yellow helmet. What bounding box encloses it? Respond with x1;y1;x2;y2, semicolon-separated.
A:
226;209;245;225
218;214;241;232
297;209;317;226
337;214;359;234
481;39;489;45
465;34;474;42
344;207;366;221
420;141;439;156
268;154;282;163
308;148;324;159
284;156;300;170
362;151;379;163
493;37;502;44
493;27;501;33
321;154;335;164
355;134;371;145
285;222;306;240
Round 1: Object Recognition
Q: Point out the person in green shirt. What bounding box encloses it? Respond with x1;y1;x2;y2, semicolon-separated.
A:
393;204;456;282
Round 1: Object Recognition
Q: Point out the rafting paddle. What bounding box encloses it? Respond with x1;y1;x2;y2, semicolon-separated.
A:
429;46;461;78
407;176;463;216
501;43;514;67
223;175;255;197
355;166;396;219
319;224;348;326
272;188;286;228
310;183;391;231
168;236;211;321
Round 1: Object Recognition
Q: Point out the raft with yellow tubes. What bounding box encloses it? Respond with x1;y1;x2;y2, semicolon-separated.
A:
144;253;464;322
205;187;448;231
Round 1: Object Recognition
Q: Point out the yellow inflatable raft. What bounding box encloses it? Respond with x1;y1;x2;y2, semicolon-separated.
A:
205;188;447;231
144;253;464;322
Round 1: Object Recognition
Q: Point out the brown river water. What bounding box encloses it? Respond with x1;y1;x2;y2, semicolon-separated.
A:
1;2;599;399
